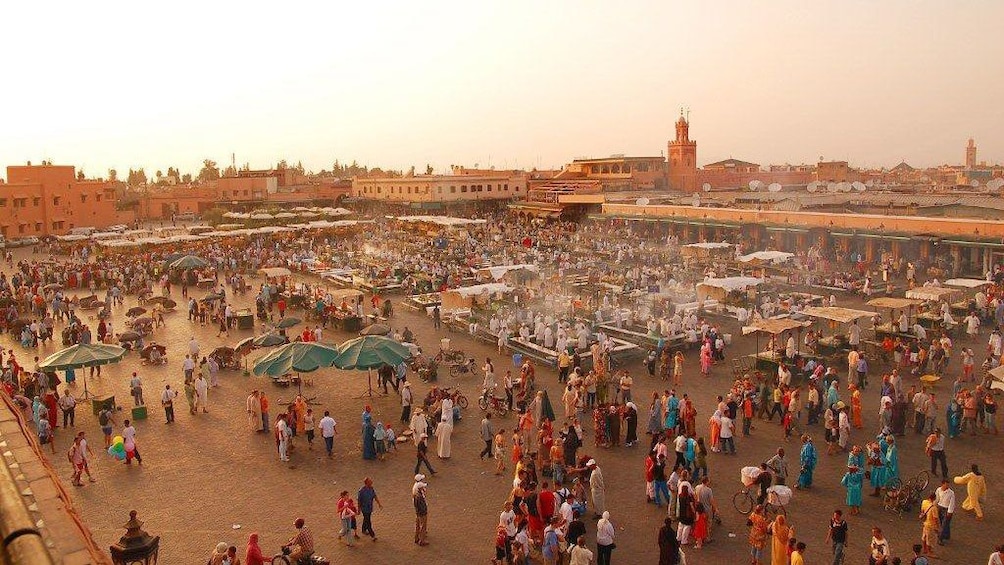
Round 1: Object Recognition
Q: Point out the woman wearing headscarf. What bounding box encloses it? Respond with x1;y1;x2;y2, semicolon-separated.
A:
658;517;681;565
884;435;899;485
708;409;722;453
768;514;793;565
647;392;663;435
245;533;265;565
209;542;229;565
595;511;616;565
796;435;817;489
606;405;621;447
362;409;377;460
32;396;43;429
676;483;696;546
43;390;59;430
946;397;962;438
840;463;864;514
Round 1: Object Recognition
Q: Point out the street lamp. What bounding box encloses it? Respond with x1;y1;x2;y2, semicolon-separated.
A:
109;511;159;565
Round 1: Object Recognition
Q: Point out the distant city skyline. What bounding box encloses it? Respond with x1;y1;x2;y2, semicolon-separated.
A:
3;1;1002;180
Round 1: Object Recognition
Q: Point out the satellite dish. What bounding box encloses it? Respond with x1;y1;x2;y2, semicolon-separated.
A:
748;180;759;191
971;179;980;188
767;182;782;193
702;182;712;192
865;179;874;187
806;181;818;193
989;178;1004;191
826;182;838;193
692;194;701;207
841;182;854;192
635;197;650;206
852;181;866;192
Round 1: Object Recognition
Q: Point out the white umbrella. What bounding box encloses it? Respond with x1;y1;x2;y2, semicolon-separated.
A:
250;213;274;220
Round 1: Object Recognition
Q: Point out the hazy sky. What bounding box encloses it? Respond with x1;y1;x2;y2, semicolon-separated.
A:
3;1;1002;179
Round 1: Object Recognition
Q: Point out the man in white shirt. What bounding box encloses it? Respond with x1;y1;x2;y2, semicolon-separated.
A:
499;501;517;561
935;479;956;546
988;544;1004;565
182;354;196;381
188;337;200;359
58;389;77;428
719;414;735;454
848;321;861;347
194;373;209;413
912;323;927;341
161;385;178;423
318;410;336;457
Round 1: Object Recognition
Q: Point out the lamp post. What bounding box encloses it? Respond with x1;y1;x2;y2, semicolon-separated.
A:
109;510;159;565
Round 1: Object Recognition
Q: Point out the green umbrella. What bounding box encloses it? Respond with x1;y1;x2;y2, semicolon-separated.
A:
276;317;302;329
253;333;289;347
167;255;210;270
38;343;127;370
252;342;340;377
333;335;413;370
333;336;413;398
38;344;127;401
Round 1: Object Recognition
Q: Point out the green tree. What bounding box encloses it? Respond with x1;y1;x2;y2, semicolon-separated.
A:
198;159;220;181
127;168;147;186
425;164;434;175
181;173;192;183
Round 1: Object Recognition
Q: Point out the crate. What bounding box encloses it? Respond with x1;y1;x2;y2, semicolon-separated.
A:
131;405;148;420
90;395;115;416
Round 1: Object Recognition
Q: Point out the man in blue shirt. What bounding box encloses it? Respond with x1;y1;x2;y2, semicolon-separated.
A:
357;478;383;541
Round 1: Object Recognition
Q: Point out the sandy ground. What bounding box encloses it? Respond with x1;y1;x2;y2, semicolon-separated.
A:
7;250;1002;564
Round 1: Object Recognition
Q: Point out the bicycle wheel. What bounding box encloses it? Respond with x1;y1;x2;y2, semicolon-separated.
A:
914;471;930;491
732;491;754;515
456;394;469;409
885;477;902;491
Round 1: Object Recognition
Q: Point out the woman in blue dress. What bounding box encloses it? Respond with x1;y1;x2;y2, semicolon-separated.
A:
946;398;962;438
868;441;886;496
847;444;865;469
664;393;679;431
31;396;43;428
646;393;663;435
361;407;377;460
884;436;899;485
796;435;817;489
840;464;864;514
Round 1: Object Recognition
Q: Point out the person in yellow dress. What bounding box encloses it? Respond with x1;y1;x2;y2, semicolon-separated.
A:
953;464;987;520
849;384;863;429
919;492;940;557
769;514;794;565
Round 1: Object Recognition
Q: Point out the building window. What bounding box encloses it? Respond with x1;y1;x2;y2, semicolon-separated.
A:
377;187;382;194
504;184;509;191
54;196;61;206
96;193;102;202
623;165;631;173
407;187;412;194
34;222;41;232
32;197;40;206
450;186;456;194
515;186;520;192
461;185;468;193
244;190;249;196
591;165;599;174
601;166;610;174
437;187;442;194
487;184;493;192
81;194;88;203
18;225;25;234
0;198;6;207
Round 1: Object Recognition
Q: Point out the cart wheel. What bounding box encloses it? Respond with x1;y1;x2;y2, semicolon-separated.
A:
732;491;754;515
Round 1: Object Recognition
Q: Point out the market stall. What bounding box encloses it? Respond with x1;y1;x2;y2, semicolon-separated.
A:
800;306;875;356
868;297;922;341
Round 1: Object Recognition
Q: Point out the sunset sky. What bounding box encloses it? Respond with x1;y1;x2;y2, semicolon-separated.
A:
3;1;1002;178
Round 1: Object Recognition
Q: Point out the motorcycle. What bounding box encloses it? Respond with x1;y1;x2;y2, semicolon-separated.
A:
271;546;330;565
478;387;508;417
449;357;477;377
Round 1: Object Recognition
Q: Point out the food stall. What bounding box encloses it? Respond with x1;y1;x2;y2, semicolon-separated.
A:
867;297;923;341
800;306;876;357
696;276;764;309
944;278;992;317
741;317;812;373
328;288;365;332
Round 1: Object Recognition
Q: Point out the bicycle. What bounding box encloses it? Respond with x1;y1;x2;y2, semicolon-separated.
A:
435;348;466;364
883;471;930;516
732;486;787;521
477;388;509;417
